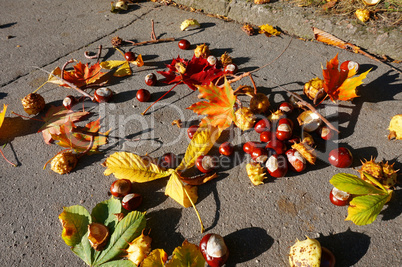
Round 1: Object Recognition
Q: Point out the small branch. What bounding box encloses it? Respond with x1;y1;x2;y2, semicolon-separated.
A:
78;135;94;158
249;75;258;95
34;66;94;102
0;147;17;167
151;19;157;41
274;83;340;133
84;45;102;62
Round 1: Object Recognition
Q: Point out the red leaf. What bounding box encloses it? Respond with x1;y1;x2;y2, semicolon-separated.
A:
157;56;223;90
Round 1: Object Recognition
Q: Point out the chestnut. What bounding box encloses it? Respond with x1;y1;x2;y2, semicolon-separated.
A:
196;155;216;173
286;148;306;173
251;147;268;163
207;55;217;66
63;95;78;110
110;179;132;198
254;118;271;134
329;187;351;206
328;147;353;168
122;193;143;211
187;125;199;139
223;63;238;75
318;125;333;140
200;233;229;267
266;139;286;155
276;118;293;141
340;60;359;72
158;153;177;169
94;87;113;103
266;154;288;178
145;73;157;86
219;142;233;156
278;102;294;114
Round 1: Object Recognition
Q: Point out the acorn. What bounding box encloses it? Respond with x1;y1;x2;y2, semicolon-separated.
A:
50;151;78;175
21;93;45;115
304;77;325;101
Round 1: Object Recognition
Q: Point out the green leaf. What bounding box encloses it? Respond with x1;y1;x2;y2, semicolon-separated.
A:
72;232;94;266
346;193;390;225
362;172;388;193
94;211;146;266
99;259;137;267
330;173;385;195
176;126;221;171
103;152;173;183
59;205;93;265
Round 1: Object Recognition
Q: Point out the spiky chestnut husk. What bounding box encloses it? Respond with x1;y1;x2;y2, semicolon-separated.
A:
234;107;256;131
289;236;321;267
291;142;316;165
21;93;45;115
268;109;285;122
388;114;402;140
246;162;267;185
126;229;152;265
241;24;255;36
359;158;398;189
111;36;123;47
220;52;232;67
356;9;370;22
50;151;78;174
304;77;325;101
250;93;270;114
194;44;210;59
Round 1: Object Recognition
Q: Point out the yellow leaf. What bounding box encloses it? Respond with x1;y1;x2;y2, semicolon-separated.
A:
103;152;173;183
46;67;64;86
100;60;127;70
131;54;144;67
258;24;280;36
165;172;198;208
142;249;168;267
165;240;205;267
114;61;132;77
0;104;7;129
345;194;390;225
336;69;371;101
176;126;221;171
59;205;91;247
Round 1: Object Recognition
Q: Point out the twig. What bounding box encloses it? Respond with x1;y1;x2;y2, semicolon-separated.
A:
34;67;94;101
142;83;180;115
151;19;157;41
84;45;102;62
78;135;94;158
271;81;340;133
0;146;17;167
125;19;175;46
11;111;44;122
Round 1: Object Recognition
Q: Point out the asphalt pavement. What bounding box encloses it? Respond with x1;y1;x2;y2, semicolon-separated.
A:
0;1;401;266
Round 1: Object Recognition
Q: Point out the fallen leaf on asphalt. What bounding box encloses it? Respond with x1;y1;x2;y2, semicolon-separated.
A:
388;114;402;140
165;240;205;267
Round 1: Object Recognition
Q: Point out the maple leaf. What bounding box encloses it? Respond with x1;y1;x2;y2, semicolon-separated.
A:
187;78;236;130
157;55;224;90
48;62;107;88
322;54;371;102
51;119;109;153
38;105;90;144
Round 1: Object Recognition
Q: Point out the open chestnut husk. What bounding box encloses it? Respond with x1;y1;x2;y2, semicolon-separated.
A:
88;223;109;251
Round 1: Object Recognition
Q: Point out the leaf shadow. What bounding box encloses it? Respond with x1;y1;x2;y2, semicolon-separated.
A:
317;229;370;267
0;92;7;99
146;208;184;255
381;189;402;221
0;116;42;145
0;22;17;29
224;227;274;266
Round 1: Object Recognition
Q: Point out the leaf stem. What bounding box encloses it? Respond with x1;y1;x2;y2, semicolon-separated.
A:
11;111;44;122
32;81;48;94
183;186;205;233
0;147;17;167
141;83;180;115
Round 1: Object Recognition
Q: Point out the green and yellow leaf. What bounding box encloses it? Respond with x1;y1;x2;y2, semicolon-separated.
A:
176;126;221;171
346;194;390;225
59;205;91;247
330;173;385;195
103;152;173;183
165;240;205;267
165;172;198;208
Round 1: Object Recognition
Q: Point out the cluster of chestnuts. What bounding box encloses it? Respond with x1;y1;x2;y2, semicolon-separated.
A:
109;179;143;211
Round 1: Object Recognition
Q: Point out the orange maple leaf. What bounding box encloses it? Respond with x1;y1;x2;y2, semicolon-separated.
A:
323;54;370;102
187;79;236;130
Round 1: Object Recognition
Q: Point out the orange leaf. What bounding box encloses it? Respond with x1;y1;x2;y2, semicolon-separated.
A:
322;54;341;99
187;79;236;130
335;69;371;101
50;62;107;88
313;27;360;53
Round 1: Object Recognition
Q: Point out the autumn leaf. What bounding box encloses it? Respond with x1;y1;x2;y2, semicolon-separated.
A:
59;205;91;247
346;194;390;225
313;27;361;53
330;173;391;225
103;152;174;183
48;62;107;88
100;53;144;77
165;171;198;208
51;119;109;153
142;249;168;267
165;240;205;267
187;79;236;130
157;55;224;91
322;54;370;102
0;104;7;129
38;105;90;144
176;126;221;171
